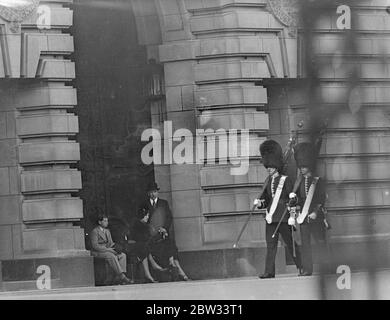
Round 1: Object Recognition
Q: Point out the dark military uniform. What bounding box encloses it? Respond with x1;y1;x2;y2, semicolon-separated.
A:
259;174;302;276
295;175;327;274
293;142;329;275
258;140;302;278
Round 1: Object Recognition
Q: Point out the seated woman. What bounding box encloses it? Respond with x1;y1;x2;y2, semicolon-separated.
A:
148;219;190;282
132;207;166;283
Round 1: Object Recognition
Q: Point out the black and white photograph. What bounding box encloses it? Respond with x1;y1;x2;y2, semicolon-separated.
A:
0;0;389;305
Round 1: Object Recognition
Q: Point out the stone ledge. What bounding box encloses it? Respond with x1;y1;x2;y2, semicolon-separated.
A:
19;141;80;165
198;109;269;131
200;163;267;189
179;246;286;280
21;169;82;194
195;85;268;108
201;188;262;215
0;256;94;291
17;114;78;137
14;87;77;110
23;198;83;223
36;59;75;79
22;7;73;29
22;227;86;252
184;0;267;12
190;10;281;34
195;61;270;84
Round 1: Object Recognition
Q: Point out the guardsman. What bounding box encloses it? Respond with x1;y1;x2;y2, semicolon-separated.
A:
254;140;302;279
289;142;328;276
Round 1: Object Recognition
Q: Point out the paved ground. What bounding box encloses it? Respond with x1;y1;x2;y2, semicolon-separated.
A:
0;270;389;300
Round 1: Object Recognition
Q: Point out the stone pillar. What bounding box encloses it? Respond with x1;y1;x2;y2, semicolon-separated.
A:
130;0;301;278
0;0;93;290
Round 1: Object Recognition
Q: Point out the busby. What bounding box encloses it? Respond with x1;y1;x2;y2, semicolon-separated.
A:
260;139;283;171
294;142;317;169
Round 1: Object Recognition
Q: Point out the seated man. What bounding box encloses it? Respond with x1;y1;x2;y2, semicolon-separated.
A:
90;214;132;285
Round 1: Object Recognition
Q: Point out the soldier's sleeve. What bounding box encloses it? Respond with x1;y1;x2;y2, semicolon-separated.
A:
295;180;304;208
284;176;293;194
259;178;270;208
315;178;327;217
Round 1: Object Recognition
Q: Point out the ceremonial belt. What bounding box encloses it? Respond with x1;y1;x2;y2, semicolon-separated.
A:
297;177;319;224
266;175;287;224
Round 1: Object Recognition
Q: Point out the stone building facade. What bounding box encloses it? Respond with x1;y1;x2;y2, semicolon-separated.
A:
0;0;389;289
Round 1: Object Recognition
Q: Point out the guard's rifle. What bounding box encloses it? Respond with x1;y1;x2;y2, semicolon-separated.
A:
233;121;303;248
314;120;331;232
270;123;304;258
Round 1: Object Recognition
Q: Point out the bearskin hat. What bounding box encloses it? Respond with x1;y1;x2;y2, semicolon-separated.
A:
294;142;316;169
260;139;283;171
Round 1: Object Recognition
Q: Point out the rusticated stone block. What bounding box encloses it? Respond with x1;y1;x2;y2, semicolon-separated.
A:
21;169;82;194
0;112;16;139
36;60;75;79
23;7;73;29
22;227;86;252
0;226;13;260
0;196;21;225
0;167;19;196
17;114;78;137
321;158;390;182
198;109;269;131
195;86;267;108
169;164;201;191
200;37;262;56
171;189;201;219
195;61;270;83
23;198;83;223
22;34;74;78
327;185;389;208
190;11;278;34
196;133;265;163
328;212;390;238
164;61;196;86
165;85;195;112
159;41;198;62
200;163;267;189
13;86;77;110
203;217;266;244
0;140;17;167
184;0;267;11
172;217;203;250
18;142;80;165
201;189;261;215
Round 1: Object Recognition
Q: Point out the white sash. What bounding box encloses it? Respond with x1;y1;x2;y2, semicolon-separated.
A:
266;175;287;224
297;177;319;224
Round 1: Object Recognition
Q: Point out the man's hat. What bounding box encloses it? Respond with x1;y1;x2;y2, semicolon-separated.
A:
260;139;283;171
294;142;316;169
147;181;160;192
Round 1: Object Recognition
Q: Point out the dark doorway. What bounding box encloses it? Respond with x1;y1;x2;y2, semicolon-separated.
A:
72;0;155;244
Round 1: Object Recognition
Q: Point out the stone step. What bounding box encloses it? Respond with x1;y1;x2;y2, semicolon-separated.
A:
1;279;62;292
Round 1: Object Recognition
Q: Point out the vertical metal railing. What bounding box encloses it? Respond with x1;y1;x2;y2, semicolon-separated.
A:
299;0;389;299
